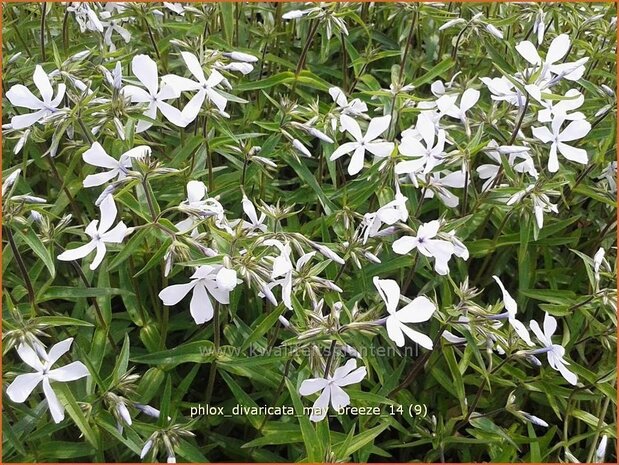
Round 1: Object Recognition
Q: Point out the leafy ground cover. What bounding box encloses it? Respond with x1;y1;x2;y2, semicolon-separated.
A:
2;2;617;462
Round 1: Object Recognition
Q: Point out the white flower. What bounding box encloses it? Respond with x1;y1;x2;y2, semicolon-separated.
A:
100;11;131;52
529;313;578;385
480;76;522;106
519;411;549;427
595;435;608;463
593;247;610;285
231;195;267;234
516;34;587;79
600;161;617;193
373;277;436;349
158;265;238;324
439;18;466;31
163;2;185;15
299;359;366;422
163;52;228;124
533;10;546;45
282;9;309;20
492;276;534;346
532;114;591;173
392;220;455;275
176;181;227;236
477;141;538;191
6;65;66;129
330;114;394;175
396;113;447;176
537;89;585;123
58;195;128;270
438;88;480;135
506;185;558;230
223;51;258;63
262;239;294;309
329;86;369;126
122;55;185;133
104;61;123;90
68;2;104;33
485;23;503;39
422;170;468;208
82;142;151;187
361;186;408;243
6;338;89;423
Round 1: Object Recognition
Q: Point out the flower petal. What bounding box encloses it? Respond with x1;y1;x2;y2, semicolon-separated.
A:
157;101;188;127
6;84;43;110
309;385;330;422
132;54;159;95
299;378;329;396
98;194;118;234
546;34;570;64
399;323;434;349
48;362;89;382
335;366;367;387
339;114;363;141
57;241;97;262
190;282;214;324
559;120;591;142
83;142;118;169
11;110;47;129
392;236;417;255
159;281;197;306
373;277;400;314
16;343;45;371
329;384;350;411
33;65;53;102
492;275;517;316
42;377;65;423
365;115;391;141
347;145;366;176
181;51;206;83
516;40;541;65
6;373;42;403
396;296;436;323
386;316;405;347
89;242;107;270
557;142;588;165
365;141;394;158
329;141;357;161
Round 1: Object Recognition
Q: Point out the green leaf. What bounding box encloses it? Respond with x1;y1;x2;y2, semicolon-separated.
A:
130;341;215;367
13;226;55;278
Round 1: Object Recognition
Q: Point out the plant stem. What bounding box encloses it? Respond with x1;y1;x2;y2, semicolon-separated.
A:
5;227;37;313
295;19;319;76
40;2;47;61
323;339;337;377
205;305;221;404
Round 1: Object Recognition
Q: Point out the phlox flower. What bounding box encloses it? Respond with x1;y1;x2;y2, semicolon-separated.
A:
373;277;436;349
299;359;366;422
492;276;534;346
330;115;394;176
361;185;408;243
58;194;128;270
437;88;480;135
163;52;228;123
231;195;267;233
6;338;89;423
100;11;131;52
529;313;578;385
480;76;523;106
396;113;447;176
532;114;591;173
82;142;151;188
537;89;585;123
477;141;538;192
176;181;228;236
329;87;369;129
158;265;238;324
6;65;66;130
516;34;588;83
422;170;468;208
506;184;558;230
122;55;185;132
392;220;456;275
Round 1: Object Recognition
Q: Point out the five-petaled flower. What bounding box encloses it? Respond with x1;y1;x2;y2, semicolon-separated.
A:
330;114;394;176
6;338;90;423
122;54;186;132
299;359;367;422
392;220;456;275
58;194;128;270
6;65;66;129
529;312;578;385
159;265;238;324
373;277;436;349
